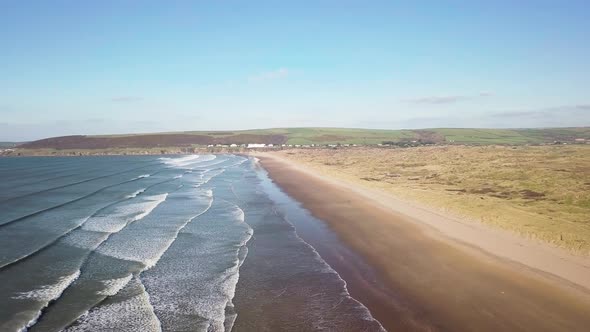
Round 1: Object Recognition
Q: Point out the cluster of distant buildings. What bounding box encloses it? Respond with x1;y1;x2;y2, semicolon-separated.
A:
549;138;588;145
202;138;590;150
205;143;360;149
204;139;586;150
206;143;276;149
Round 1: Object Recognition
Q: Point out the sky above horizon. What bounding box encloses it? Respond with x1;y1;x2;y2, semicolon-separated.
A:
1;1;589;141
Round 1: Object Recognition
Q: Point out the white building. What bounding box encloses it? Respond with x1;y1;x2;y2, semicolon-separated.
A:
247;143;266;149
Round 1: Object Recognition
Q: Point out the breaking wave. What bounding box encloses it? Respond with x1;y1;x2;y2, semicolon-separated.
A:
159;155;217;168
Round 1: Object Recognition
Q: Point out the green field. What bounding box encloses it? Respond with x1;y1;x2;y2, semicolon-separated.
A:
93;127;589;145
245;128;418;145
276;127;590;145
429;128;590;145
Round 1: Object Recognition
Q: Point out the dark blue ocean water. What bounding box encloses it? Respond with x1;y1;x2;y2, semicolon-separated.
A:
0;155;382;332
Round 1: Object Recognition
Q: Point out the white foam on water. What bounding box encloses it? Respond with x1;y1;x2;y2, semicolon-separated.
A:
66;278;161;332
60;229;109;250
201;168;225;183
4;191;164;332
198;159;227;169
82;194;168;233
232;204;245;223
197;258;243;331
199;155;246;174
142;193;214;270
142;201;253;332
134;174;150;180
159;155;217;168
126;188;146;198
279;212;386;330
220;208;253;332
97;191;213;269
13;270;81;302
21;160;244;332
12;270;81;332
97;274;133;296
68;191;215;331
159;155;201;166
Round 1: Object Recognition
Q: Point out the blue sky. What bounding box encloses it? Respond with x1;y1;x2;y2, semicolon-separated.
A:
1;1;589;141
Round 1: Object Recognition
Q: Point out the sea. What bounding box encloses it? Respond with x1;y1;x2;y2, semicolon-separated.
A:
0;154;384;332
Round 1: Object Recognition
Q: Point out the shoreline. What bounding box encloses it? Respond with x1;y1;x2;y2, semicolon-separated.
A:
256;152;590;331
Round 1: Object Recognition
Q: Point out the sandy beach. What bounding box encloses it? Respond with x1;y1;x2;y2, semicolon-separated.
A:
256;152;590;332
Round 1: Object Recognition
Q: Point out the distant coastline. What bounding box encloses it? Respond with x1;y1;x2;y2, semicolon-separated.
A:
4;127;589;157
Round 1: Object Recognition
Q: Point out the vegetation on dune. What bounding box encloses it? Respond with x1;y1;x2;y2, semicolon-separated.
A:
430;128;534;144
275;145;590;254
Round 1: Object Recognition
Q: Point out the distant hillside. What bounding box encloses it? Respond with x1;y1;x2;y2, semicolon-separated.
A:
17;127;590;150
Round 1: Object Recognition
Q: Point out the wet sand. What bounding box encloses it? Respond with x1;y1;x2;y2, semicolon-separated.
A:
256;153;590;332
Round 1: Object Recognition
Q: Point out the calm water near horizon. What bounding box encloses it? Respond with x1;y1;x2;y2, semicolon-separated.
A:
0;155;383;331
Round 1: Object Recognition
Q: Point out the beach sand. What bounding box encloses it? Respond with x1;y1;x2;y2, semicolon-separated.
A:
256;153;590;332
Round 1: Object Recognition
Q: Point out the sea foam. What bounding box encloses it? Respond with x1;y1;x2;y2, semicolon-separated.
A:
141;198;253;332
97;275;134;296
12;270;82;332
82;193;168;233
13;270;81;301
96;189;213;269
66;277;161;332
159;155;217;168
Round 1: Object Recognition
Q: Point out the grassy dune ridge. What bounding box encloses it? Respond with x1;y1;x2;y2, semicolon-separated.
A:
274;145;590;254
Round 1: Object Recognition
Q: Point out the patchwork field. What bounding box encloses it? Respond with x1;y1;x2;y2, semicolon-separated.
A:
273;145;590;254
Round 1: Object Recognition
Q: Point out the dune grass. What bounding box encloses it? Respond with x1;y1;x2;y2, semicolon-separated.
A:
275;145;590;254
